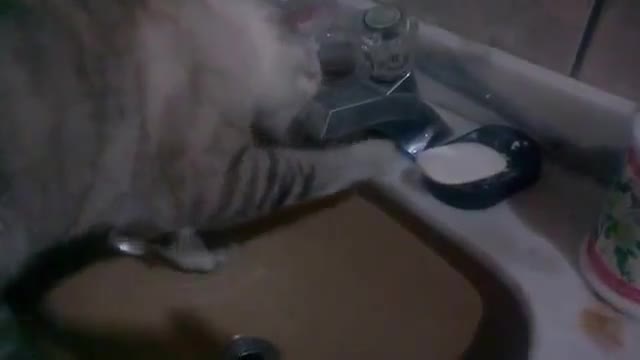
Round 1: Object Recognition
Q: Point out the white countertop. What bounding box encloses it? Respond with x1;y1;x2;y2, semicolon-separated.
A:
327;0;640;355
375;103;640;359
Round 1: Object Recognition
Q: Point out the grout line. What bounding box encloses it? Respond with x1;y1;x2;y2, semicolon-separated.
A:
570;0;608;78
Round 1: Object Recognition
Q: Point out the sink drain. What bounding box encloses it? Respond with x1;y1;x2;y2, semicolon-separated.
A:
223;336;279;360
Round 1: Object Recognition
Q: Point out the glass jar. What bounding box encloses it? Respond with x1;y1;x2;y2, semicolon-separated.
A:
359;4;418;83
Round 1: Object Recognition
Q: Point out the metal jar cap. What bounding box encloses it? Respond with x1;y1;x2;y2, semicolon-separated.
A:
364;4;402;31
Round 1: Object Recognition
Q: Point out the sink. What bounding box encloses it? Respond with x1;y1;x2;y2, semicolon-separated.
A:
36;187;530;359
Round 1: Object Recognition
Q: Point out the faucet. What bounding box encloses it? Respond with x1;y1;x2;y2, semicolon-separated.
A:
302;71;450;156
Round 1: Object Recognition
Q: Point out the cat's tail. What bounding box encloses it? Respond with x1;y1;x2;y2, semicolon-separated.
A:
1;229;121;359
0;303;43;359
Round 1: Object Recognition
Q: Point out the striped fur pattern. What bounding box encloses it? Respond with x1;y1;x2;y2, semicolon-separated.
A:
0;0;407;352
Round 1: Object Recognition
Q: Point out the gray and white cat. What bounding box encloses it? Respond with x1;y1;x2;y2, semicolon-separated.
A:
0;0;407;356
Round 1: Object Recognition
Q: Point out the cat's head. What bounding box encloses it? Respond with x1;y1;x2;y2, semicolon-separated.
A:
120;0;322;150
221;0;322;118
169;0;322;130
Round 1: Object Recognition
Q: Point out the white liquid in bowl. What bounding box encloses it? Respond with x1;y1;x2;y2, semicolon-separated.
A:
416;142;507;185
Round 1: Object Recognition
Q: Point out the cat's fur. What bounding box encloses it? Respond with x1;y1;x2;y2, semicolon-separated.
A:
0;0;407;356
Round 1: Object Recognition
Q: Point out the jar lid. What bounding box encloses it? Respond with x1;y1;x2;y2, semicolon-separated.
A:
364;4;402;31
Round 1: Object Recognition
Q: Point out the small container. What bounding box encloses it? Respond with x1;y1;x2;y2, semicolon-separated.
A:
581;114;640;319
417;125;542;210
359;4;417;83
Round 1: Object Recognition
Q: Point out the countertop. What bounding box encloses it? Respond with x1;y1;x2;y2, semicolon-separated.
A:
375;102;640;359
329;0;640;356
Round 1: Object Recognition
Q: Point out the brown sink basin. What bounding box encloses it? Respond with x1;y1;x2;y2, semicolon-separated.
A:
34;189;530;359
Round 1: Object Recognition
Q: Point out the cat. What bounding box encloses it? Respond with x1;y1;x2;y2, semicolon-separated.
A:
0;0;408;357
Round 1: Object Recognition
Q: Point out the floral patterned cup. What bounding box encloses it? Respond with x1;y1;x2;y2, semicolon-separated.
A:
582;147;640;318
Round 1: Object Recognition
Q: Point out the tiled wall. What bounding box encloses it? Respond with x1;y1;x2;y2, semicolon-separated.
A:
390;0;638;101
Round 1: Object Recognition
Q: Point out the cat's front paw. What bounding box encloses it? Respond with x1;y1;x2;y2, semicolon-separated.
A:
350;139;413;179
152;228;235;273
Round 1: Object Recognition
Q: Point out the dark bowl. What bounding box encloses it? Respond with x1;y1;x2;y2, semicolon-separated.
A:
419;125;542;210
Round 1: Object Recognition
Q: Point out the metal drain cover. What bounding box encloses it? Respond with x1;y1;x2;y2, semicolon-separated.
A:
223;336;280;360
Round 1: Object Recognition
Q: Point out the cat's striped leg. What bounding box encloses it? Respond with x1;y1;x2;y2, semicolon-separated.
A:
206;139;410;228
148;139;408;272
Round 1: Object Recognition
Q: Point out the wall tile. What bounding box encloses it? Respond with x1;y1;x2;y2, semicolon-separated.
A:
578;0;640;101
392;0;593;73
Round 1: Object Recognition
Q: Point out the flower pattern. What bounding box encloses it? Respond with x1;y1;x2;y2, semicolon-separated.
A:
595;161;640;284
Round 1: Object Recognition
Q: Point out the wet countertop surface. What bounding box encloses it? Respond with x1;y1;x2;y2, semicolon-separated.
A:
375;102;640;359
